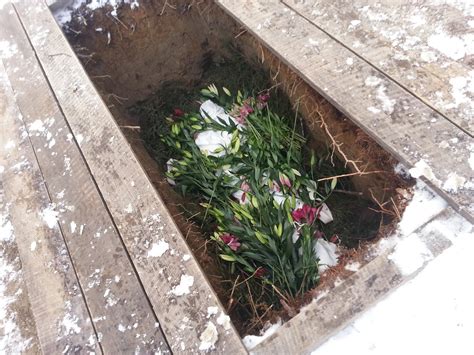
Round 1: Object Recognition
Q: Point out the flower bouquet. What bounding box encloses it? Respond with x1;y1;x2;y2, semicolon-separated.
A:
162;85;338;300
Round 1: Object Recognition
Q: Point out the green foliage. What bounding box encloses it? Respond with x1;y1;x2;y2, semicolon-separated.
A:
162;86;336;299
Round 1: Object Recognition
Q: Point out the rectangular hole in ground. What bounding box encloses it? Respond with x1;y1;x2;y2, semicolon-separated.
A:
57;0;414;337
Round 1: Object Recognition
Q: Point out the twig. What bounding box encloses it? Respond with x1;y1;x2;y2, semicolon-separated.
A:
91;75;112;79
246;280;263;326
234;29;247;38
119;125;141;130
106;93;128;105
160;0;177;16
368;189;397;217
390;197;401;219
315;106;363;171
48;53;71;58
226;275;240;312
317;170;385;182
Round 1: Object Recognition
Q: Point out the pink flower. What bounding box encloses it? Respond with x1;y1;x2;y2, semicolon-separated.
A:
173;108;184;117
220;233;241;251
279;173;292;189
291;204;318;224
258;93;270;103
257;93;270;109
254;267;267;278
241;181;250;192
236;103;254;124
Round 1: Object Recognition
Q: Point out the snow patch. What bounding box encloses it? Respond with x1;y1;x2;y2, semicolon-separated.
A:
388;234;433;275
365;76;382;87
0;40;17;59
171;275;194;296
40;204;59;229
442;173;466;193
345;261;361;272
427;32;473;60
207;306;218;318
28;119;45;133
376;85;396;114
216;312;231;330
147;240;169;257
398;181;447;236
198;321;218;351
408;159;441;185
242;319;282;350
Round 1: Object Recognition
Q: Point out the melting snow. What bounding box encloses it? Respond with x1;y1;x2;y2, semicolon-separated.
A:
40;204;59;229
216;312;231;330
344;261;361;272
397;180;447;236
170;275;194;296
0;40;17;59
408;159;441;186
198;321;218;351
314;213;473;355
388;234;433;275
242;319;282;350
147;240;169;257
442;172;466;193
207;306;218;318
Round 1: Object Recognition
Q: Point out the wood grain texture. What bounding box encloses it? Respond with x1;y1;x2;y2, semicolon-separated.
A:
217;0;474;224
0;58;99;354
14;1;247;353
0;5;170;354
284;0;474;135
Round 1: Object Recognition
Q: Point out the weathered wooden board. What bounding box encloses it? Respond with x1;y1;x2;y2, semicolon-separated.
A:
14;1;247;353
251;207;463;354
0;4;170;353
284;0;474;135
217;0;474;224
0;158;41;354
0;60;99;353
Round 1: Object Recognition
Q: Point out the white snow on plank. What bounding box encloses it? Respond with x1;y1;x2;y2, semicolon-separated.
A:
314;213;473;355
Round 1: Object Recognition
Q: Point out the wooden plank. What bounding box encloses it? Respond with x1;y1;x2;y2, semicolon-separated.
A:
14;1;247;353
0;164;41;354
0;5;170;353
284;0;474;135
0;59;99;353
216;0;474;224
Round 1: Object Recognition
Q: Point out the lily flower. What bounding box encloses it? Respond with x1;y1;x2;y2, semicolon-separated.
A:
279;173;292;189
220;233;241;251
236;103;254;124
291;204;318;224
